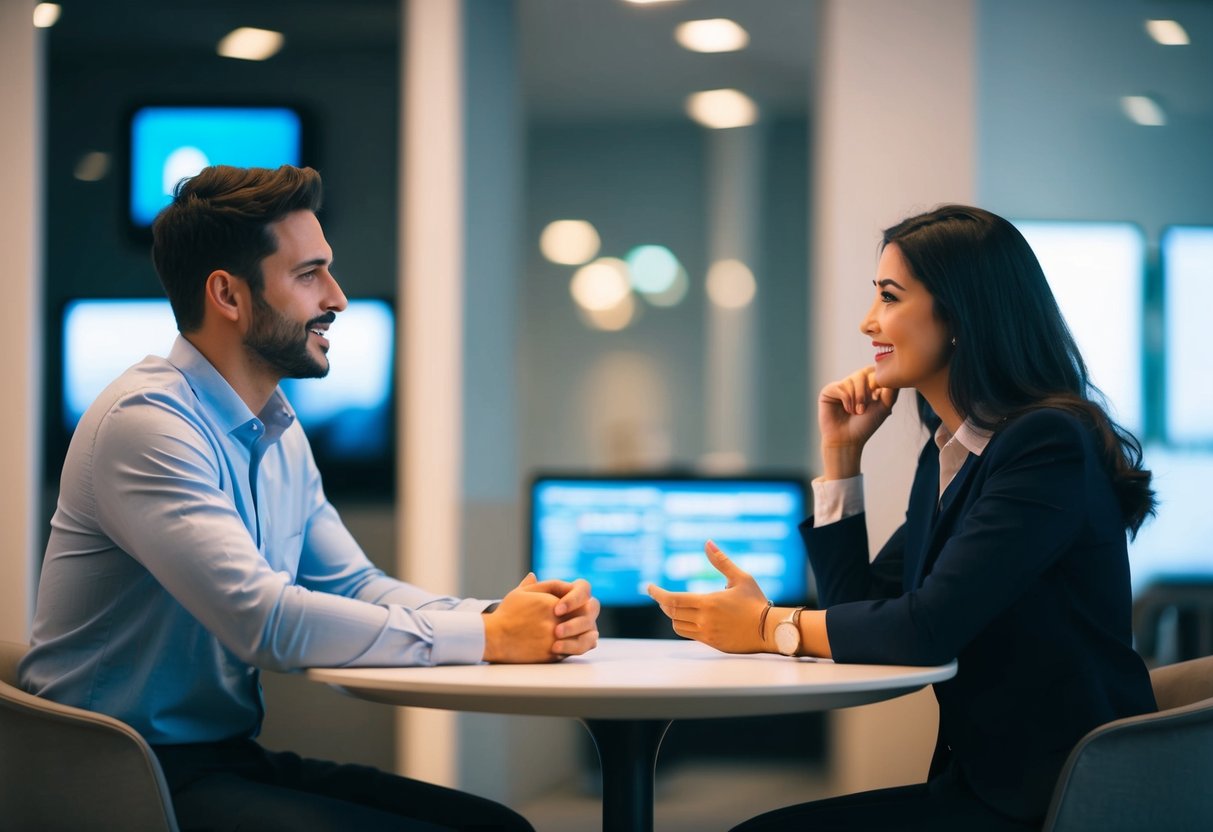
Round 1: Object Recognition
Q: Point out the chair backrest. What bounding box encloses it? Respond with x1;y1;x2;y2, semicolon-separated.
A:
1042;654;1213;832
0;639;180;832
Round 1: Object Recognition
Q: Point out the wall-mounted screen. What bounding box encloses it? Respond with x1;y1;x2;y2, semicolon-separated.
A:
128;105;304;228
59;298;395;492
529;474;810;608
1162;226;1213;446
1015;221;1145;437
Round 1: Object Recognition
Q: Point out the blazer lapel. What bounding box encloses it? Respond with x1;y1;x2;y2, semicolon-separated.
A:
911;451;981;588
939;451;980;517
904;451;940;590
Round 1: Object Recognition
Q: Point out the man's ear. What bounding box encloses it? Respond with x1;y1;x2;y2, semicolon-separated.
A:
205;270;246;324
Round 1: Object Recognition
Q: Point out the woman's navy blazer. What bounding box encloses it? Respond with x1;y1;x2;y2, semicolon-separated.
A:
801;407;1156;823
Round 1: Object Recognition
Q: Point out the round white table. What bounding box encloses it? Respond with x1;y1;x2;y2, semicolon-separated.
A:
307;638;956;832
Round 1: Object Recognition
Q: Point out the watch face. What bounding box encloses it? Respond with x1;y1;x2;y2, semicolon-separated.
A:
774;621;799;656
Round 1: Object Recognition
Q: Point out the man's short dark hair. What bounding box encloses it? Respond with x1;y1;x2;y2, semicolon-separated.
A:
151;165;324;332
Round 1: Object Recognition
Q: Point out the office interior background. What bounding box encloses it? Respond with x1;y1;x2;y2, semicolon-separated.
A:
1;0;1211;827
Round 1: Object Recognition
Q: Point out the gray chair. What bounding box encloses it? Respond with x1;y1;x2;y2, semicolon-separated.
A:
1042;654;1213;831
0;639;179;831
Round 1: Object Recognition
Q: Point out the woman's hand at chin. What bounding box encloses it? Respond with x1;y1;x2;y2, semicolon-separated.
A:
818;365;898;479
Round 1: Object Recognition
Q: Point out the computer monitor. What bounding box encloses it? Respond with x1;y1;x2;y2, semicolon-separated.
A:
127;104;306;229
1161;225;1213;446
55;297;395;495
529;474;810;607
1014;220;1145;436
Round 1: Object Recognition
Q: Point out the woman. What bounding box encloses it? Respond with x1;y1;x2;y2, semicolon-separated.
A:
648;205;1157;831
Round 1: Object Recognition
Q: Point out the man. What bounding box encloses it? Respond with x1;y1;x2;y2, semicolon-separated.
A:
21;164;599;831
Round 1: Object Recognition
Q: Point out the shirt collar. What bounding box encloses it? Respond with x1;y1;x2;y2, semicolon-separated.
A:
933;418;993;457
167;335;296;441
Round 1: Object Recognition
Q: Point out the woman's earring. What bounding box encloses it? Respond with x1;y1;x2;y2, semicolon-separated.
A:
951;336;957;347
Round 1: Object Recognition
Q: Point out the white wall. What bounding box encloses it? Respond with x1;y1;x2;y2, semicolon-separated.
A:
0;0;42;644
810;0;975;795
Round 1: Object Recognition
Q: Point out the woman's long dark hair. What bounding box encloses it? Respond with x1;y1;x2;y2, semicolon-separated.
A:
882;205;1155;537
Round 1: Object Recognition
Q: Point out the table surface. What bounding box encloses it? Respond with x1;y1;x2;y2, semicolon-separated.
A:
307;638;957;720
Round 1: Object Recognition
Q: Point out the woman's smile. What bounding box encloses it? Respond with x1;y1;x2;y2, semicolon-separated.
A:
860;244;952;410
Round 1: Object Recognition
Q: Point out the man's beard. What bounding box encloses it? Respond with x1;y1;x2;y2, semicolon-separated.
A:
244;292;333;380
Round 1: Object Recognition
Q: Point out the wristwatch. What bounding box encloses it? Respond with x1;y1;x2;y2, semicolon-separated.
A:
774;606;806;656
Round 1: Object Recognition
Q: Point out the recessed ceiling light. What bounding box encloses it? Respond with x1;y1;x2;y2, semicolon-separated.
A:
217;27;285;61
570;258;632;312
32;3;61;28
73;151;111;182
579;292;637;332
675;19;749;53
706;259;756;309
625;245;682;296
622;0;683;5
1145;19;1189;46
540;220;601;265
685;89;758;129
1121;95;1166;127
643;267;688;307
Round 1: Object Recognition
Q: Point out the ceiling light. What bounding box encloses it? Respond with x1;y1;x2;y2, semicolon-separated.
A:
625;245;681;295
73;151;111;182
570;258;632;312
217;27;285;61
644;267;688;308
706;259;756;309
1121;95;1166;127
32;3;61;28
623;0;683;5
1145;19;1189;46
540;220;601;265
675;19;749;53
685;89;758;129
580;292;637;332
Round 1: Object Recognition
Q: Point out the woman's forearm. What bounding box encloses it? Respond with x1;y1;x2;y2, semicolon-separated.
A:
820;443;864;481
762;606;833;659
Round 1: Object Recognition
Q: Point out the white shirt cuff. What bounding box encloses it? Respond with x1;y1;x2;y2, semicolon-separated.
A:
811;475;865;526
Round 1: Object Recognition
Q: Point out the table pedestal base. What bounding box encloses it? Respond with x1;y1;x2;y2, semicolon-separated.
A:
581;718;672;832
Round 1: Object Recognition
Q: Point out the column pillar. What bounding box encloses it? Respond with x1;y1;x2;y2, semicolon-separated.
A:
810;0;976;795
703;126;763;471
0;0;44;642
398;0;464;788
397;0;577;803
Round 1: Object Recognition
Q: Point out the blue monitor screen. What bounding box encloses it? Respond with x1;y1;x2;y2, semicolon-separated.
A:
1162;226;1213;446
530;476;810;607
129;105;303;227
61;298;394;462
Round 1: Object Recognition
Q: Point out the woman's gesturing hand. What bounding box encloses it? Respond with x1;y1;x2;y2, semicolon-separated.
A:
647;541;769;654
818;365;898;479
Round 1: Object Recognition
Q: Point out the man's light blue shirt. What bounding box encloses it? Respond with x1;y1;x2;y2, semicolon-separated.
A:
21;336;492;744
